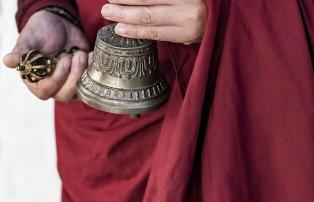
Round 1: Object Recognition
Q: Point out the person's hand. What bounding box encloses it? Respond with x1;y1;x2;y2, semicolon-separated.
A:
3;10;90;102
101;0;207;44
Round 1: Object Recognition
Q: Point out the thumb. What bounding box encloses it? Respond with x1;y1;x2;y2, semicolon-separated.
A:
3;42;30;68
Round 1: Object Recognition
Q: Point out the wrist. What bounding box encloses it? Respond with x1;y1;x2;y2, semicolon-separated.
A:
43;7;80;27
16;1;81;32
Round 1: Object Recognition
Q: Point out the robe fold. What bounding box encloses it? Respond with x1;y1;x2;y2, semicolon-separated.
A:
16;0;314;201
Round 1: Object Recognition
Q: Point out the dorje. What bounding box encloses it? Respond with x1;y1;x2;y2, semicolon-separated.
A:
77;23;170;117
17;50;56;83
16;47;78;83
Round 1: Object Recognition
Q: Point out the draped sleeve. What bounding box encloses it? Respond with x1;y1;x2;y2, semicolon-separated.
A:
16;0;79;32
144;0;314;201
13;0;314;201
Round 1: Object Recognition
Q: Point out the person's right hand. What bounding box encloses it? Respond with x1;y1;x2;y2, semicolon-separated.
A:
3;10;90;102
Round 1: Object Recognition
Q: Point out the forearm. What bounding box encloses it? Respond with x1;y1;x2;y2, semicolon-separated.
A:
16;0;79;32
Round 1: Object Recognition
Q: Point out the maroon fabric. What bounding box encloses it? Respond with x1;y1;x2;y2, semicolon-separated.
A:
16;0;314;202
16;0;79;32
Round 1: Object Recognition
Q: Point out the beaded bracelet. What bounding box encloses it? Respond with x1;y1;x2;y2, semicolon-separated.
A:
44;7;80;27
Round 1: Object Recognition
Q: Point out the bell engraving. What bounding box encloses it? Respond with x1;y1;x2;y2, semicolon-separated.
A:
77;24;170;115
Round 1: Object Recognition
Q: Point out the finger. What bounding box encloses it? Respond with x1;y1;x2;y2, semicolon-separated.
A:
54;51;88;102
3;43;31;68
3;30;44;68
66;30;90;52
102;4;177;26
114;23;183;42
88;52;93;65
26;56;71;100
107;0;173;6
3;53;22;68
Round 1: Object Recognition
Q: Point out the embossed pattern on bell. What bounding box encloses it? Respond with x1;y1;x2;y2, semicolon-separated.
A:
77;23;170;115
80;72;168;102
91;25;157;79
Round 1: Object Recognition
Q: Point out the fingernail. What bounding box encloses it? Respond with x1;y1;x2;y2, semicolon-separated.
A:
115;24;126;35
102;4;112;18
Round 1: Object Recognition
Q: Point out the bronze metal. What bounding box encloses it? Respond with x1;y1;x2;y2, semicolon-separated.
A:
16;47;79;83
77;23;170;116
17;50;56;83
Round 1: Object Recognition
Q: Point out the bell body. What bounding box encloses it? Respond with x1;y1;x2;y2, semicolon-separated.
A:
77;24;169;115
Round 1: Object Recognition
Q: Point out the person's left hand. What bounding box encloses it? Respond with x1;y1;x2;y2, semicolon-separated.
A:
101;0;207;44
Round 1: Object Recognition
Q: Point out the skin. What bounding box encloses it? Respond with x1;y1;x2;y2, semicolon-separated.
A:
3;0;207;102
101;0;207;44
3;11;90;102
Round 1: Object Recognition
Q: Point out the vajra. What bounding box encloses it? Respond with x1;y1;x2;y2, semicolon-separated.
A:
16;47;79;83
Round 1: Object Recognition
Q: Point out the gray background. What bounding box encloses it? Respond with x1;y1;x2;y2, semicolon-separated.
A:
0;1;61;201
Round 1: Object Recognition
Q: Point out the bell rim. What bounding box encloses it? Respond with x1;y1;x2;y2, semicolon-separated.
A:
77;81;170;115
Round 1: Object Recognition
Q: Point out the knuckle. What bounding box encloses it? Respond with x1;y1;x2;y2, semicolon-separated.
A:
34;82;56;100
55;95;72;103
188;4;205;22
67;86;77;96
139;7;154;24
135;26;144;38
183;5;206;43
55;92;75;103
54;85;77;103
191;26;201;38
149;28;159;40
36;88;50;100
73;50;83;59
185;29;200;43
116;6;124;20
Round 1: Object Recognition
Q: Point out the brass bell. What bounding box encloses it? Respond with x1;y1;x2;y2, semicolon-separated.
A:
77;24;170;116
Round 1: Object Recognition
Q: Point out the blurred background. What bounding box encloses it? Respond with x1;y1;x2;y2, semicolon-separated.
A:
0;1;61;201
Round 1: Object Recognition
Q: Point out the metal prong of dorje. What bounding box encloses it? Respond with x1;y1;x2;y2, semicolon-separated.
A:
16;47;79;83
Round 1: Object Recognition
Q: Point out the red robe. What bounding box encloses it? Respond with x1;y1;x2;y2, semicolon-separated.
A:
16;0;314;202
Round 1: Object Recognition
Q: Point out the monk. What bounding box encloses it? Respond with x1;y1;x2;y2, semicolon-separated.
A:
3;0;314;202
